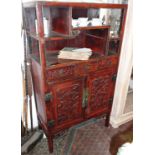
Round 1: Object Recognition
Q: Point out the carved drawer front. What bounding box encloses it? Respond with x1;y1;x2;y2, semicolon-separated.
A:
85;69;113;118
51;78;84;128
46;65;75;81
98;56;118;70
84;60;99;73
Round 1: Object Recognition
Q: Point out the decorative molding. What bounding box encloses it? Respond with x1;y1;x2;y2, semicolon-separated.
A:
110;111;133;128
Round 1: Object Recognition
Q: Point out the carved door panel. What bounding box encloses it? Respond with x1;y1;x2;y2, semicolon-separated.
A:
85;70;113;118
51;78;84;129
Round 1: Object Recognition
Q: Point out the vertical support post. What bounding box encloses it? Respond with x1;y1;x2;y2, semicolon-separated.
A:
36;3;47;93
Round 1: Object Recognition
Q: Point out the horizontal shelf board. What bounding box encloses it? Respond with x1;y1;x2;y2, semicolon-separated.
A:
26;31;72;41
42;2;127;9
86;33;106;40
110;36;120;40
73;25;110;30
27;27;109;41
23;1;127;9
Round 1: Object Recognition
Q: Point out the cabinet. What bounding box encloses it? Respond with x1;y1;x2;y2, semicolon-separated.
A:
23;1;127;153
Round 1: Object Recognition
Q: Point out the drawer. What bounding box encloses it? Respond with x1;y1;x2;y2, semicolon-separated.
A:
46;65;75;81
97;56;118;70
46;56;118;82
81;56;118;73
75;60;98;76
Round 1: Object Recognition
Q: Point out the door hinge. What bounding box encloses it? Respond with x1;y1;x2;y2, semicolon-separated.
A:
45;92;53;102
112;74;117;81
82;88;88;108
109;97;113;105
47;120;55;128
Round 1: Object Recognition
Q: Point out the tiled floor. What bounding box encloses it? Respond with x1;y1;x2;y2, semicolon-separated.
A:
24;118;132;155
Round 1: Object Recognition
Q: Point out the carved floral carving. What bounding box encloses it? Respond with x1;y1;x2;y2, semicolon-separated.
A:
88;75;110;112
47;65;75;80
56;83;82;124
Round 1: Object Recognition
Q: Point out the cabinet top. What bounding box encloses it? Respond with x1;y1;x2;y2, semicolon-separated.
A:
23;1;127;9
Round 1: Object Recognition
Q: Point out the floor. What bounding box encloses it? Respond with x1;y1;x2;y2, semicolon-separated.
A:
23;118;132;155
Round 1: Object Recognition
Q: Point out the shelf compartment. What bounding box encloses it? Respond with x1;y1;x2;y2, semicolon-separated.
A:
31;51;103;67
45;31;85;52
85;34;106;55
84;28;109;55
85;27;109;38
44;6;72;36
108;39;120;55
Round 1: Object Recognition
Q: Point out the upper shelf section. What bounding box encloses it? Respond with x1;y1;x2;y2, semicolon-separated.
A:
23;2;127;42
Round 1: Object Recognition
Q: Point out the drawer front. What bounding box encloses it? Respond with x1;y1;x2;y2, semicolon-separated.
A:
97;56;118;70
46;56;118;82
82;56;118;73
47;65;75;81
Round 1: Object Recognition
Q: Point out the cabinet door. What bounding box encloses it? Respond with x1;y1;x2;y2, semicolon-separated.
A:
51;78;84;129
85;70;113;118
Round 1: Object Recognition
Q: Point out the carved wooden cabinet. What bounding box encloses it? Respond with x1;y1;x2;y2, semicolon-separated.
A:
23;1;127;152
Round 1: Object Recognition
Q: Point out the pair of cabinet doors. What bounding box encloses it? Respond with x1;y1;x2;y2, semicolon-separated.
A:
48;69;115;130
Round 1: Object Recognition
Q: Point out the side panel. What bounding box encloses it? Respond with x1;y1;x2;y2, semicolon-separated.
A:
31;60;47;125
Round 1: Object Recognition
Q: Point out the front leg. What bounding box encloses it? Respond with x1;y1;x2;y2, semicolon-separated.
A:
47;134;53;153
105;113;110;127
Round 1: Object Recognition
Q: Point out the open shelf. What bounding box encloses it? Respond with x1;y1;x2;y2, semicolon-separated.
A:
31;51;103;67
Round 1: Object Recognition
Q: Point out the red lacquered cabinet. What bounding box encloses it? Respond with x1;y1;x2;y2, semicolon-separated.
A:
23;1;127;152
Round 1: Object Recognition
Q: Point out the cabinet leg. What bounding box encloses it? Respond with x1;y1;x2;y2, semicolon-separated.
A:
38;119;42;130
105;113;110;127
47;135;53;153
38;124;42;130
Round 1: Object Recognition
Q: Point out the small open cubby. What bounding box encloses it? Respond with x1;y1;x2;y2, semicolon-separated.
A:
43;6;72;36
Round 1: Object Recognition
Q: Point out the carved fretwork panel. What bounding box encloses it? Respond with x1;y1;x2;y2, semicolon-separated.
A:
52;79;84;126
86;70;112;117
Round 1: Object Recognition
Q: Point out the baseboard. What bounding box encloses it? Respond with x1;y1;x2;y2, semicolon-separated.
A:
110;112;133;128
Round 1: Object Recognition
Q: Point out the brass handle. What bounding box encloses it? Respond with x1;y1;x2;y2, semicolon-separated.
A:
112;74;117;81
45;92;52;102
82;88;88;108
84;64;90;71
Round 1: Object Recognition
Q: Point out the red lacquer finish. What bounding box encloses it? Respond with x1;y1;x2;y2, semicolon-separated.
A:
23;1;127;153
